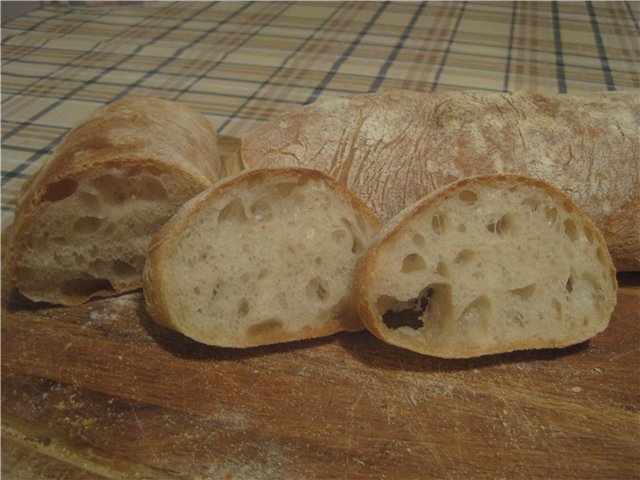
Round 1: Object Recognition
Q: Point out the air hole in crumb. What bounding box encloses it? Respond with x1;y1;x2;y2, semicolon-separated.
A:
401;253;427;273
509;283;536;299
61;277;113;296
562;199;573;213
43;178;78;202
377;283;452;330
112;260;137;277
459;189;478;204
545;207;558;226
596;246;608;266
458;224;466;232
315;257;323;266
351;235;365;254
258;269;269;280
275;182;296;197
565;275;574;293
306;277;330;302
458;295;491;333
135;175;167;200
73;216;102;234
563;219;578;241
431;214;446;235
332;229;348;242
413;233;426;248
218;198;248;223
92;174;129;203
436;261;449;277
583;226;595;244
194;287;201;295
553;299;562;320
486;213;514;236
522;197;540;211
211;282;221;298
507;310;526;327
247;318;283;339
454;249;474;264
238;299;249;317
77;191;101;210
250;198;273;222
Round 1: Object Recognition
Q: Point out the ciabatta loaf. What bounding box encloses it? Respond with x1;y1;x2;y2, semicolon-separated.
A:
143;168;381;348
241;89;639;271
354;175;617;358
7;97;222;305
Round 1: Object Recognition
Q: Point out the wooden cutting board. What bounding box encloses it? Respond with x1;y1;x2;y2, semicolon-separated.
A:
2;137;639;480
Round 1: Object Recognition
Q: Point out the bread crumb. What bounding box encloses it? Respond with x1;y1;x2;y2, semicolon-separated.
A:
571;386;582;393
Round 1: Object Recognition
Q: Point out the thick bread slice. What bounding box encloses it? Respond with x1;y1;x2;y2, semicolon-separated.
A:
143;168;381;348
354;175;617;358
241;89;639;271
7;96;222;305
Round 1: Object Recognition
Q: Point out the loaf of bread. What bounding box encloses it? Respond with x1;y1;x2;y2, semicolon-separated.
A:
7;97;222;305
143;168;381;348
354;174;617;358
241;89;639;271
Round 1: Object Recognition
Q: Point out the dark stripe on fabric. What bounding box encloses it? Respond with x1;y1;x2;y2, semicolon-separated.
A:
305;2;390;104
502;1;518;92
370;1;428;92
173;2;293;104
104;1;250;103
0;1;213;143
218;4;344;131
431;1;467;91
551;1;567;93
625;1;640;33
1;136;65;187
586;1;615;90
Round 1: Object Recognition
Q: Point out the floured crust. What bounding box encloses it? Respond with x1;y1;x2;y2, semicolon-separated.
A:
241;89;639;271
144;167;381;348
354;174;618;358
7;97;222;305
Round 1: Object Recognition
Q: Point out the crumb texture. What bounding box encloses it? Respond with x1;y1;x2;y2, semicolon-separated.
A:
13;166;202;303
361;176;617;358
147;169;380;347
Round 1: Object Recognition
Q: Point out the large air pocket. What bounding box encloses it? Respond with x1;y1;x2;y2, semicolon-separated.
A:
376;283;453;331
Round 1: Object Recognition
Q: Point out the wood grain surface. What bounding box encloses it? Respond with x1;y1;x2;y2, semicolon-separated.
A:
2;137;639;480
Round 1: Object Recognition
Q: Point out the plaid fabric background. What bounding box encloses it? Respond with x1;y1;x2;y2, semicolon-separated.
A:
2;1;639;226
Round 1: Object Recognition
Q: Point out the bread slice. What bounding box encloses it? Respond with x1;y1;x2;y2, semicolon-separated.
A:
241;89;639;271
143;168;381;348
7;97;222;305
354;175;617;358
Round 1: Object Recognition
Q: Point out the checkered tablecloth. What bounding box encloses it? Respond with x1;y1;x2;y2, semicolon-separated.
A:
2;1;638;226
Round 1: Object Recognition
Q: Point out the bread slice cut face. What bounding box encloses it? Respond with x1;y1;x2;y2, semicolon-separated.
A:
355;175;617;358
143;168;381;348
7;97;221;305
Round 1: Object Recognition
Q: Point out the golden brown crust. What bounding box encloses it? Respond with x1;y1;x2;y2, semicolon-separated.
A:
8;96;221;305
241;89;639;271
143;167;381;347
354;174;617;358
